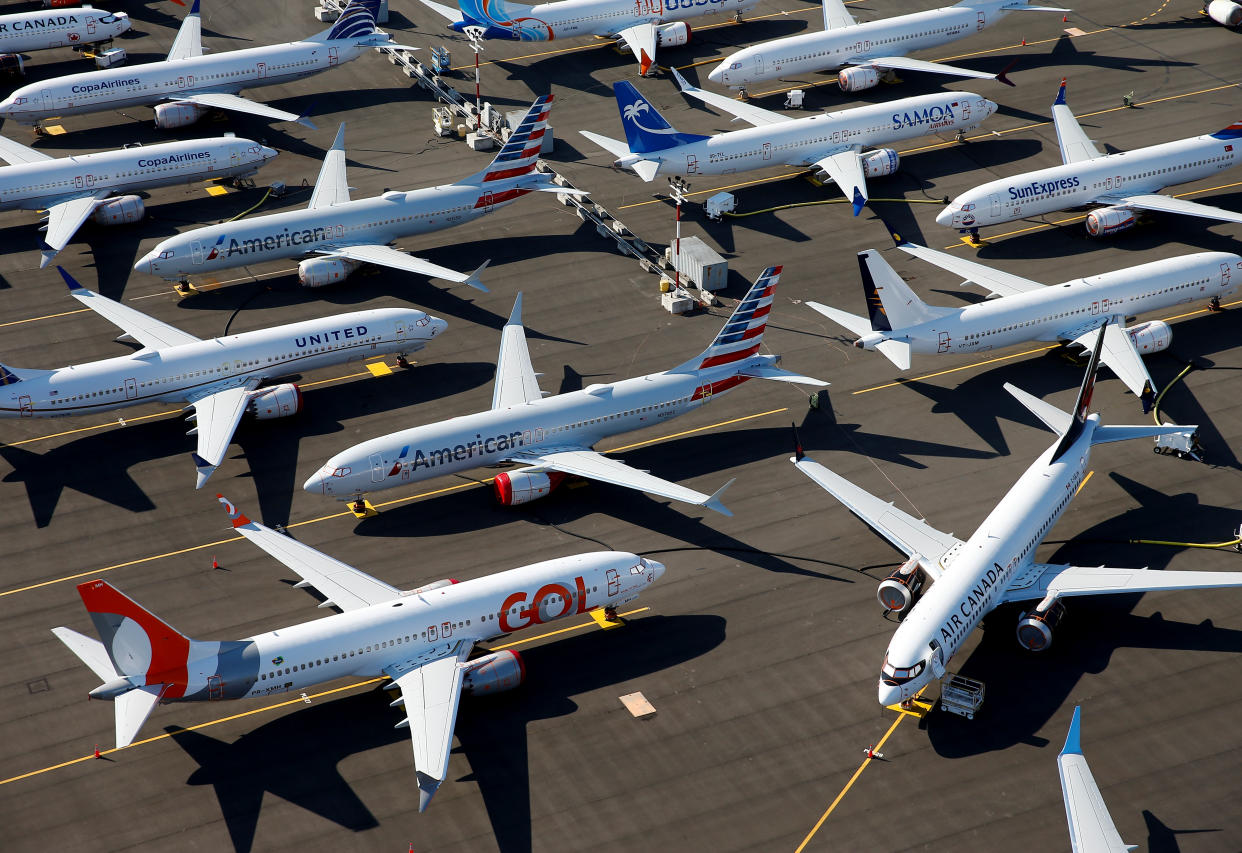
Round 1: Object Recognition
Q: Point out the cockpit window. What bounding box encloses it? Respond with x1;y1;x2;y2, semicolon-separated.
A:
880;656;925;685
99;14;118;23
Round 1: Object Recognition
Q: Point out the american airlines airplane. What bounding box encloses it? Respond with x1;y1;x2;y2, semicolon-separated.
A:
708;0;1066;96
939;79;1242;240
52;494;665;811
0;132;277;268
134;96;569;289
807;221;1242;408
1057;707;1133;853
416;0;757;76
306;267;826;515
0;268;446;488
0;6;129;69
0;0;405;130
792;328;1242;709
581;70;997;214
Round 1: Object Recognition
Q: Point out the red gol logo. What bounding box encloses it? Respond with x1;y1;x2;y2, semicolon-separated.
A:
498;576;590;632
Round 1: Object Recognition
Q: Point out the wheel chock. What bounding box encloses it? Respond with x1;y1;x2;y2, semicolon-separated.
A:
886;697;933;718
959;235;988;248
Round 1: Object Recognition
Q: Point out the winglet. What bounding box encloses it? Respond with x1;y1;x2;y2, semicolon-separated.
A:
39;243;58;270
329;122;346;152
996;57;1018;88
56;265;85;292
703;477;735;517
296;110;318;131
191;453;217;490
791;422;805;463
1053;77;1068;107
507;291;523;326
851;186;867;217
670;65;693;93
464;259;490;293
639;49;653;78
877;215;909;248
416;771;442;813
215;494;252;529
1060;705;1083;756
189;0;200;14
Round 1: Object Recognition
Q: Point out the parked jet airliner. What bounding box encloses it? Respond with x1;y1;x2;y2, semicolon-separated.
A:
0;0;406;129
792;327;1242;709
52;494;665;810
939;79;1242;239
0;268;446;488
807;221;1241;407
581;69;996;214
0;6;129;67
0;132;277;268
306;267;826;515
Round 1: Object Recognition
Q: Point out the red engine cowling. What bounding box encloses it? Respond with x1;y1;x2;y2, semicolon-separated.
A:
876;556;926;614
1208;0;1242;26
861;148;900;178
298;256;360;288
153;101;207;129
1085;205;1138;237
1016;600;1066;651
493;471;567;506
408;578;459;595
462;650;525;696
837;66;880;93
91;195;144;225
656;22;691;47
1125;319;1172;355
247;383;302;419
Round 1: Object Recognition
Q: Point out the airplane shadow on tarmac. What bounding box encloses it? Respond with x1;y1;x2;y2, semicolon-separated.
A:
165;613;725;853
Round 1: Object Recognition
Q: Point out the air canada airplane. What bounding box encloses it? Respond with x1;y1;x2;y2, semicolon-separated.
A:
708;0;1066;96
0;132;277;268
51;494;666;811
807;221;1242;408
0;0;406;130
0;268;446;488
581;70;996;214
0;6;130;66
135;96;573;290
939;79;1242;240
306;266;826;515
792;327;1242;709
1057;707;1134;853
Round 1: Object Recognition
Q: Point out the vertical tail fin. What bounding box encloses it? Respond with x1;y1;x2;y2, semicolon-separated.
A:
613;81;710;154
670;266;780;372
0;363;22;386
462;94;553;184
857;250;948;329
321;0;381;39
76;580;193;696
1050;322;1106;460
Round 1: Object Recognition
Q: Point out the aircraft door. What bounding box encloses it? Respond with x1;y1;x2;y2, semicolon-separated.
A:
256;62;267;79
698;378;714;403
755;54;764;76
930;641;946;678
989;193;1000;218
190;240;204;265
686;154;698;173
395;319;407;340
85;173;95;187
41;90;52;111
961;99;971;121
977;10;985;30
937;331;951;353
369;452;385;482
87;17;96;34
441;621;453;639
74;175;84;189
328;47;339;66
124;378;137;399
762;142;772;160
1090;300;1099;314
206;675;224;700
18;395;32;417
480;190;494;212
1222;262;1232;286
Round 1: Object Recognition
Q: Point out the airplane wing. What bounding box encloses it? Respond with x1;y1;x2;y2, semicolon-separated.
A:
0;133;53;165
822;0;856;29
848;55;1006;84
1096;192;1242;226
217;495;400;610
40;192;110;268
1052;79;1104;164
58;267;201;349
385;641;473;812
309;124;350;209
670;66;787;127
166;0;203;61
1058;707;1134;853
615;22;658;77
315;244;488;291
508;446;735;515
186;377;262;489
491;293;544;409
809;147;869;215
1068;321;1154;398
1000;563;1242;606
881;222;1046;296
171;92;314;129
414;0;464;23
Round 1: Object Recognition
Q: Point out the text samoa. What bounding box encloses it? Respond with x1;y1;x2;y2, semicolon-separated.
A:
892;104;956;130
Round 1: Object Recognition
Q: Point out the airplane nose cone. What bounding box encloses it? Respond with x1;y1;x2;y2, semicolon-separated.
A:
646;559;666;582
133;253;154;275
985;99;998;116
260;145;279;161
115;11;132;31
877;681;902;708
934;206;955;227
707;62;726;85
428;315;448;338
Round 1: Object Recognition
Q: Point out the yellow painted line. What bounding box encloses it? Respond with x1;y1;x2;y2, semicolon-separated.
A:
204;185;229;197
492;606;648;649
852;346;1055;394
0;307;91;330
1074;470;1094;496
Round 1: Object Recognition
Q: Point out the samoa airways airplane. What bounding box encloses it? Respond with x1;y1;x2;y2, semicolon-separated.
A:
0;6;129;69
708;0;1067;96
0;132;277;268
52;494;666;811
792;327;1242;709
134;96;572;290
581;69;997;214
807;220;1241;408
416;0;757;76
1057;707;1134;853
0;0;408;130
0;268;446;488
939;79;1242;240
305;267;826;515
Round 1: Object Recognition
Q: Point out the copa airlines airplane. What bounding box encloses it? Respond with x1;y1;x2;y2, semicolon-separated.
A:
135;96;571;289
808;221;1242;407
1057;707;1133;853
52;495;665;811
939;79;1242;239
792;328;1242;709
0;6;129;66
306;267;826;515
708;0;1066;95
0;132;277;268
417;0;757;76
0;268;446;488
581;69;996;214
0;0;406;130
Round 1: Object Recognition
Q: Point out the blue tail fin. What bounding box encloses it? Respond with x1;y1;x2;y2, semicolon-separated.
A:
613;81;710;154
0;363;21;387
323;0;380;39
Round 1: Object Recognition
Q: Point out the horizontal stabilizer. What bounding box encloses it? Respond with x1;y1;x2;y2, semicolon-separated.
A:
632;159;660;182
51;626;117;682
875;339;911;371
116;684;164;749
805;300;872;337
1091;424;1199;446
578;129;632;160
738;364;828;386
1004;382;1072;436
415;0;463;22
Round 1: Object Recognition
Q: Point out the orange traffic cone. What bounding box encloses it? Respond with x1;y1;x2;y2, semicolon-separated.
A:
1062;14;1068;22
93;744;102;759
1020;37;1026;46
212;555;220;569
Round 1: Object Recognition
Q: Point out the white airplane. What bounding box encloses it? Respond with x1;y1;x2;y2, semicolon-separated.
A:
708;0;1067;96
0;267;447;488
0;6;130;71
939;78;1242;240
581;70;997;215
792;327;1242;709
305;266;826;515
134;96;571;290
0;0;407;130
807;220;1242;408
51;494;666;811
0;132;277;268
1205;0;1242;27
416;0;757;77
1058;706;1135;853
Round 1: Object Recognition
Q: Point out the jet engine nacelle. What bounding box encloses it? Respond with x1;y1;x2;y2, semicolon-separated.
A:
407;578;459;595
91;194;145;226
861;148;900;178
876;556;926;614
493;470;567;506
153;101;207;129
0;54;25;77
1208;0;1242;26
298;256;360;288
837;66;881;93
1085;205;1138;237
1125;319;1172;355
247;383;302;419
1016;600;1066;651
656;22;691;47
462;650;525;696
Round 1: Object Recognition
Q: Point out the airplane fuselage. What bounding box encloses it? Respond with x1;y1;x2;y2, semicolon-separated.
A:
453;0;757;41
0;8;129;55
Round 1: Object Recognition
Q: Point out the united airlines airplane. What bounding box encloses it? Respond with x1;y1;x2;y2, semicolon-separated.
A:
306;267;826;515
582;69;996;214
0;0;406;130
53;494;665;810
0;132;276;268
0;6;129;67
0;268;446;488
793;328;1242;709
940;79;1242;240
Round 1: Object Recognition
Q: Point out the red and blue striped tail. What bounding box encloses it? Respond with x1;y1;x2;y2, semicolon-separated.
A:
674;266;780;372
1210;120;1242;140
470;94;553;184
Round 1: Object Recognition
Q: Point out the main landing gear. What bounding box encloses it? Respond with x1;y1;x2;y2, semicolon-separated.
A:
1209;295;1225;313
396;354;411;368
